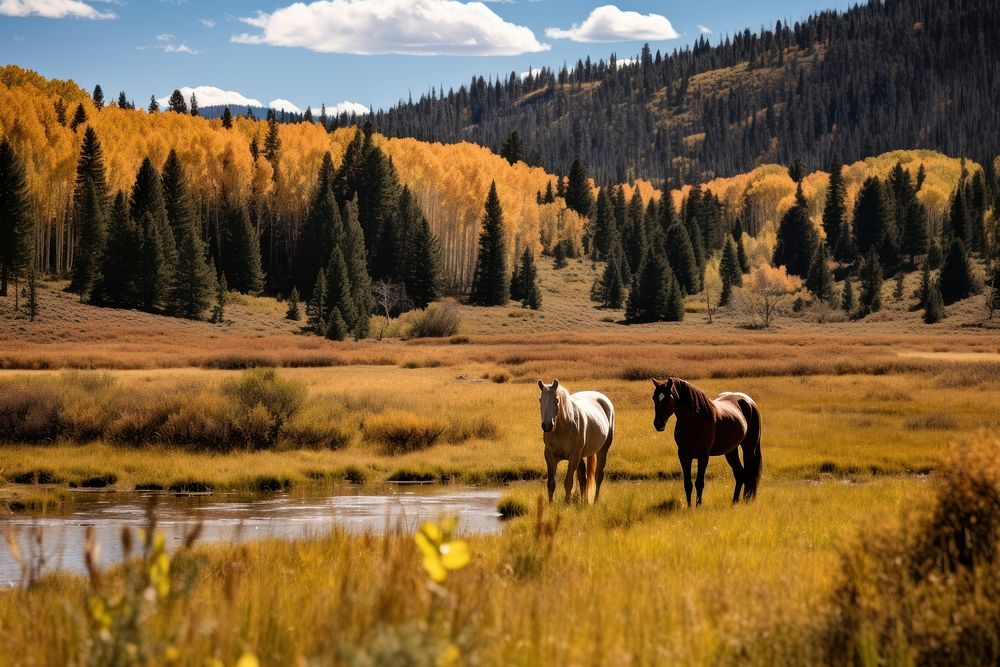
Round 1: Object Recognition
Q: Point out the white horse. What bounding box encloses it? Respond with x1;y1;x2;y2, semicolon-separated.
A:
537;379;615;504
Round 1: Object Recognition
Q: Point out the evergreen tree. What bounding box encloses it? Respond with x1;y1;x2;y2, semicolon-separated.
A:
220;199;264;294
543;182;555;204
946;185;970;246
342;200;373;338
628;251;683;322
924;282;945;324
325;247;356;336
73;127;110;216
734;227;750;274
286;288;301;320
773;183;818;277
852;177;895;260
807;244;835;303
137;211;170;311
666;223;701;294
590;189;616;259
823;162;847;258
161;149;197;236
624;191;647;273
171;225;215;318
69;177;107;299
500;131;524;165
859;248;884;314
167;89;188;114
917;260;932;309
93;193;137;307
307;267;327;331
719;236;743;287
598;249;626;308
682;187;706;270
510;252;524;302
470;182;510;306
893;271;905;301
147;95;159;113
130;156;176;272
553;241;568;269
938;238;977;304
295;153;342;293
516;247;541;309
664;267;685;321
189;93;199;116
92;85;104;109
210;273;227;324
565;158;593;218
221;106;233;129
927;239;943;270
117;91;128;109
0;139;33;298
658;185;677;238
54;98;67;126
900;199;929;267
70;103;87;131
842;274;855;313
404;217;440;308
326;306;349;341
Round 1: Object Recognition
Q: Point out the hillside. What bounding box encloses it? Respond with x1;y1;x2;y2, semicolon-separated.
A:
359;0;1000;186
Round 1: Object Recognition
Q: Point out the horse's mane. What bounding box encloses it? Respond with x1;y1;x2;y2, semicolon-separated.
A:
556;385;573;424
671;378;712;416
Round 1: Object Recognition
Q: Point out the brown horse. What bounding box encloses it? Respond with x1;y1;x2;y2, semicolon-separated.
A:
650;377;762;506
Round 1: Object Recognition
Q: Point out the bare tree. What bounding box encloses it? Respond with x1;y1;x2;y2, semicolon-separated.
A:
372;280;410;341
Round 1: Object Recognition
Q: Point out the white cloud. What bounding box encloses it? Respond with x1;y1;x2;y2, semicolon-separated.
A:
0;0;116;19
268;98;301;113
164;43;200;54
156;33;174;41
158;86;262;109
232;0;549;56
545;5;678;43
698;24;712;35
200;18;215;27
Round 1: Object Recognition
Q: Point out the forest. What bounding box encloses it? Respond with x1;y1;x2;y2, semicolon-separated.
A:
351;0;1000;187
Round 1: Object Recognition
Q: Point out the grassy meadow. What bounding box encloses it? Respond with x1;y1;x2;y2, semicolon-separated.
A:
2;259;1000;665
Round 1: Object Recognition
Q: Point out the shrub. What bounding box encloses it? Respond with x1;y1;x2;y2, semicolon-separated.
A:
0;381;62;441
283;403;354;449
824;436;1000;664
497;497;528;521
364;410;448;454
404;301;461;338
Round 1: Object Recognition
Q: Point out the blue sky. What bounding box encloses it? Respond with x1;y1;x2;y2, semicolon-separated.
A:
2;0;857;113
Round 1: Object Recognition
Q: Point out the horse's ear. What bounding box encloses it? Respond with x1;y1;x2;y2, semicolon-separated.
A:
650;378;660;387
537;379;545;391
552;379;559;391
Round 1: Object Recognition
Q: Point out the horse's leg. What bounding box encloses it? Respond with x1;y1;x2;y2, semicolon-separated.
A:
545;450;557;503
564;452;582;503
594;438;612;503
725;449;744;504
695;455;709;506
576;460;587;498
679;453;694;507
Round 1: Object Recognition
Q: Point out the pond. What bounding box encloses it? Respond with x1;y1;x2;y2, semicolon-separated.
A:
0;487;503;586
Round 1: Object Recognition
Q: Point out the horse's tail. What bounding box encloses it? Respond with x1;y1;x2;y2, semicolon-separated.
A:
743;401;763;499
585;455;598;504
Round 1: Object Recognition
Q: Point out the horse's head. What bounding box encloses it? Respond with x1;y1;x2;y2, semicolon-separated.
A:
537;379;561;433
651;378;678;432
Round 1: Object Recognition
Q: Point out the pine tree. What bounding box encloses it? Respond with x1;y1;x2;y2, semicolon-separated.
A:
404;217;439;308
147;95;159;113
167;90;188;114
719;237;742;287
326;306;349;341
900;200;929;267
220;199;264;294
599;250;625;308
189;93;199;117
93;193;137;307
138;211;170;311
590;188;616;259
946;186;970;245
54;98;67;126
171;225;215;318
773;183;818;278
500;131;524;165
161;149;197;236
295;153;342;293
852;177;895;259
342;200;372;339
666;223;700;294
130;156;176;273
927;239;943;270
734;227;750;274
565;158;593;218
510;253;524;302
0;139;33;298
325;247;356;336
117;91;128;109
924;282;945;323
307;267;327;331
92;84;104;109
624;191;647;273
470;182;510;306
517;247;541;309
823;162;847;258
286;288;301;321
842;274;855;313
73;127;110;216
893;271;905;301
938;238;977;304
210;273;227;324
859;248;884;315
628;251;682;322
553;241;568;269
543;182;555;204
807;244;834;303
70;103;87;131
221;106;233;129
69;177;107;299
